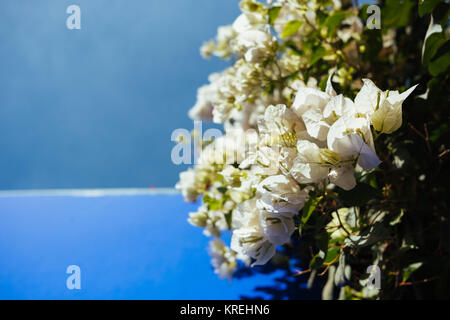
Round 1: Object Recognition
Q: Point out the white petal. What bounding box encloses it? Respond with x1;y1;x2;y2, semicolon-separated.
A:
329;165;356;190
292;87;331;117
302;108;330;141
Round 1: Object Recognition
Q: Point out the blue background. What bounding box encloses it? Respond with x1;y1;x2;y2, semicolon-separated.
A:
0;0;238;190
0;192;288;299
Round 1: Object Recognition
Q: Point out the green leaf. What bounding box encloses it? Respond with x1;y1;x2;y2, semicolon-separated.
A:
390;209;405;226
429;50;450;76
324;247;340;264
310;232;329;270
268;6;281;25
302;196;322;224
344;222;390;248
224;211;233;230
382;0;415;28
337;183;379;207
282;20;302;38
418;0;441;17
429;123;449;143
324;11;348;35
402;262;423;282
310;250;326;270
422;15;446;66
310;46;326;66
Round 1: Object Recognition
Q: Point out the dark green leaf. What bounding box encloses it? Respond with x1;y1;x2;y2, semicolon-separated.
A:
418;0;441;17
344;222;390;248
402;262;423;282
337;183;379;207
324;11;348;35
268;6;281;25
423;32;447;67
310;46;326;66
302;196;322;224
382;0;415;28
429;50;450;76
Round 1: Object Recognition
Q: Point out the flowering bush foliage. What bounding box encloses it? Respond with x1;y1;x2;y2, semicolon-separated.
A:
176;0;450;299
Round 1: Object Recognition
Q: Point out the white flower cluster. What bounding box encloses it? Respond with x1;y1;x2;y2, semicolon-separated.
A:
178;77;416;274
177;0;417;278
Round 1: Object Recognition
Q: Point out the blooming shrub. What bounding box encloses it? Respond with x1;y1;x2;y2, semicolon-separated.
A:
176;0;450;299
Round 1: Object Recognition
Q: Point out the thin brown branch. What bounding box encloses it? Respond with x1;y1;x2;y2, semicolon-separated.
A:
399;277;439;287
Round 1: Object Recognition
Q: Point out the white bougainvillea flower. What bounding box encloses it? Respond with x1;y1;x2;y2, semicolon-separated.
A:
234;199;295;247
188;84;215;121
232;199;261;230
235;28;276;63
292;87;332;117
231;227;276;266
208;238;237;279
199;129;247;166
323;94;356;123
302;107;331;141
371;84;418;133
256;174;308;214
354;78;383;116
327;116;381;170
259;209;295;246
291;140;329;184
354;79;418;132
232;12;265;34
260;104;306;147
240;145;281;176
278;147;298;175
176;168;200;202
326;208;357;240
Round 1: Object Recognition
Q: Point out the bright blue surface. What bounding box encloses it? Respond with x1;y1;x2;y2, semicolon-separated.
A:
0;193;283;299
0;0;237;190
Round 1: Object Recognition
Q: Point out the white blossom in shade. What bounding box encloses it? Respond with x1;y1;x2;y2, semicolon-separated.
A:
370;85;418;134
233;199;295;247
327;116;381;170
290;140;329;184
256;174;308;215
337;16;364;43
292;87;332;117
328;163;356;191
231;228;276;266
259;209;296;246
326;208;358;240
208;238;237;279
